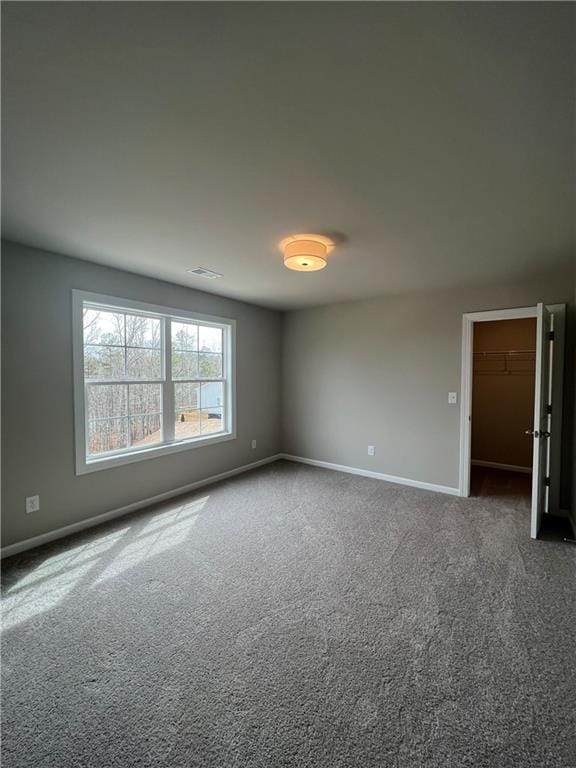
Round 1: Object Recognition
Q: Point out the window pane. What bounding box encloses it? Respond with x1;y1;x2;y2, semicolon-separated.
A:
172;322;198;351
126;348;162;379
87;384;127;421
200;407;224;435
84;345;125;379
129;384;162;415
175;409;201;440
175;382;200;410
200;382;223;410
88;417;128;455
125;314;161;348
130;414;162;447
199;326;222;353
83;309;124;346
172;351;198;380
198;352;222;379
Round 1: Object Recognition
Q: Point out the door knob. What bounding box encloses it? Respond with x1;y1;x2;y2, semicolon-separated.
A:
524;430;551;438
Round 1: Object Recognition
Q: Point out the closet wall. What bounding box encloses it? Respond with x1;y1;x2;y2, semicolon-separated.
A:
472;319;537;470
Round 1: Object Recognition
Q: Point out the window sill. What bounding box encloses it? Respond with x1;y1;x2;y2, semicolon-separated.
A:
76;431;236;475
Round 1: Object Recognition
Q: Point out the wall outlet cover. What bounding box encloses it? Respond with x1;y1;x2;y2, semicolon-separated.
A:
368;445;375;456
448;392;458;404
25;495;40;514
251;439;257;449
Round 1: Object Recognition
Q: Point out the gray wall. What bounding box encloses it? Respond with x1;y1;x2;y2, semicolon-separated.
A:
1;241;282;548
572;272;576;530
282;268;575;501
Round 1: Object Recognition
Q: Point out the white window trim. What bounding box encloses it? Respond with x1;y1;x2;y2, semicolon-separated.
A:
72;290;237;475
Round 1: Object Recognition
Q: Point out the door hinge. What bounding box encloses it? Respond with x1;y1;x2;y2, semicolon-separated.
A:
546;404;552;415
545;477;551;487
547;330;555;341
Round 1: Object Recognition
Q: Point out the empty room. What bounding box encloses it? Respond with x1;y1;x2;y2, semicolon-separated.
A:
1;2;575;767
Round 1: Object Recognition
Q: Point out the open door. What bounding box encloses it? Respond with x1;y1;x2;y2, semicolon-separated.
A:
529;303;554;539
460;303;565;534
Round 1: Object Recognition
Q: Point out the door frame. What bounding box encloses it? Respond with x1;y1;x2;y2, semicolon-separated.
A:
458;306;538;498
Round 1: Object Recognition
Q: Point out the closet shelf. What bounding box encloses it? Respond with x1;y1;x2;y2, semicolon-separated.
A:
473;349;535;376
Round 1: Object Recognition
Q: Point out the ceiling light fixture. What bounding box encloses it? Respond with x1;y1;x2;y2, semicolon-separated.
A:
279;233;335;272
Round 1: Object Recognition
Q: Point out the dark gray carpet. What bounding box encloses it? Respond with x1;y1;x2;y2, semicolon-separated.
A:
2;460;575;768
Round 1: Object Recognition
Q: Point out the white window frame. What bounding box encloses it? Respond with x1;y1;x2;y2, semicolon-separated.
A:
72;290;236;475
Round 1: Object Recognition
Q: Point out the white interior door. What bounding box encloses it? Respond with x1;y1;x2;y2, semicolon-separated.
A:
530;303;554;539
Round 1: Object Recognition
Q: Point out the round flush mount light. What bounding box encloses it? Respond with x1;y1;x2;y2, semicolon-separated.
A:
279;233;335;272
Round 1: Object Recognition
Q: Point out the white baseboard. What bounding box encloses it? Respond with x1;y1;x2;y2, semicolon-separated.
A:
280;454;460;496
471;460;532;474
1;454;283;559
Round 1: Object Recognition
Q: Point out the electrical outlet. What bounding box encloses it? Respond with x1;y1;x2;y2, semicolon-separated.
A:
251;439;257;450
368;445;375;456
448;392;458;405
25;495;40;514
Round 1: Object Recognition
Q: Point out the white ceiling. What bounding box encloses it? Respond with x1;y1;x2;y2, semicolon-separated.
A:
2;2;574;310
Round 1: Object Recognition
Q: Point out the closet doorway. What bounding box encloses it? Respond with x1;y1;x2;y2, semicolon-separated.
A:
470;318;536;503
459;304;566;539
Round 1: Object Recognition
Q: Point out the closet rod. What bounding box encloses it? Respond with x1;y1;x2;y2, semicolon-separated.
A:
473;349;536;355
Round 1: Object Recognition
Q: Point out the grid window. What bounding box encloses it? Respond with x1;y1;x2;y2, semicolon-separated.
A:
75;293;234;473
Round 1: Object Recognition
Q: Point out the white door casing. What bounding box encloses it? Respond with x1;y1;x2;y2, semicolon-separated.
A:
459;306;537;499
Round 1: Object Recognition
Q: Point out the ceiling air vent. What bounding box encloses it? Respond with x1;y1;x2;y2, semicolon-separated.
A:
186;267;223;280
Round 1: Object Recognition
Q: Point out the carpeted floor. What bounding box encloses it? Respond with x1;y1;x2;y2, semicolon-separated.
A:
470;464;532;501
2;460;575;768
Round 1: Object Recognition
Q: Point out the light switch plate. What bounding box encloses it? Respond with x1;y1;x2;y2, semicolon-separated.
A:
448;392;458;405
